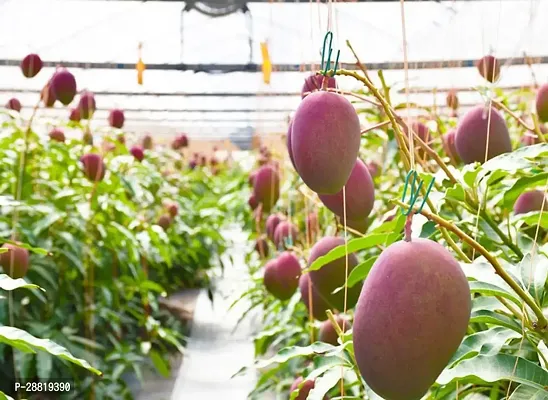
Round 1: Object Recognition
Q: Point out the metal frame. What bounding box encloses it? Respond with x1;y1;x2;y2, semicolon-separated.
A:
1;56;546;73
78;0;517;3
0;84;531;99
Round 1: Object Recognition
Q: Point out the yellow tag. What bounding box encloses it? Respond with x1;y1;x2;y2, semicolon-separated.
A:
137;59;145;85
137;42;145;85
260;41;271;85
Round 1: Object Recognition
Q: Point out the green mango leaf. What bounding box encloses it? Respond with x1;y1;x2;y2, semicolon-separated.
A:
519;252;548;304
472;296;504;313
537;341;548;369
306;233;400;273
478;143;548;178
243;342;338;373
36;351;53;380
420;220;437;238
371;213;406;234
503;173;548;209
32;212;65;237
437;354;548;389
306;366;345;400
0;326;101;375
470;310;523;333
346;256;377;288
509;384;548;400
445;184;466;203
149;349;170;378
468;281;522;307
139;280;167;295
0;274;43;292
0;391;15;400
463;166;481;188
448;326;521;367
462;258;524;294
515;211;548;230
1;241;49;256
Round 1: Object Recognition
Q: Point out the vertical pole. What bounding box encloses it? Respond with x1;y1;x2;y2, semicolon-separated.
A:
243;6;253;64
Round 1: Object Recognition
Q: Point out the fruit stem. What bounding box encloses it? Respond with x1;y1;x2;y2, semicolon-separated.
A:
404;215;412;242
491;98;534;132
391;198;548;330
325;310;365;395
326;309;344;339
325;87;381;107
531;113;548;143
479;210;524;259
360;120;391;135
497;296;527;326
333;58;472;262
440;228;471;262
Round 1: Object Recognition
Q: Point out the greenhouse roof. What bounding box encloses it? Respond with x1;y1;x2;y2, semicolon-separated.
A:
0;0;547;138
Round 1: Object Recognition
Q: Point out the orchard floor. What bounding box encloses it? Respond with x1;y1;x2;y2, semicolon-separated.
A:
135;225;268;400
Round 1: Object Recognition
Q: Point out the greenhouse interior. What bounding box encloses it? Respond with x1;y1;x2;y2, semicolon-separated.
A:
0;0;547;399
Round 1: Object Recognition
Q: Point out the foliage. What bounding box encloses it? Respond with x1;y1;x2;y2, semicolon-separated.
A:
0;110;248;399
236;73;548;400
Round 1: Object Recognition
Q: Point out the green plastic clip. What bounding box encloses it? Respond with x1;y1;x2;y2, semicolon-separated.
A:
400;170;435;216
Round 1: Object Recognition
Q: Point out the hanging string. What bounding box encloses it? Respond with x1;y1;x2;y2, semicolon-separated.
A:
506;0;543;396
471;0;504;262
399;0;414;169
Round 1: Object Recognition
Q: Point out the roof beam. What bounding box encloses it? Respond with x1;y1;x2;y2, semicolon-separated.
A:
0;88;301;97
1;56;546;73
0;84;532;99
76;0;518;2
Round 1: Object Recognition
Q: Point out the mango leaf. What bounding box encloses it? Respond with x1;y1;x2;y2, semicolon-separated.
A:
503;173;548;209
515;211;548;230
437;354;548;389
0;326;101;375
32;211;65;237
139;280;167;295
478;143;548;180
347;256;377;288
445;184;466;203
519;252;548;304
308;355;349;380
537;341;548;369
468;281;522;307
307;366;346;400
1;240;49;256
470;310;523;333
0;274;43;292
448;326;521;366
420;220;437;238
242;342;338;374
36;351;53;380
371;213;406;234
463;166;481;188
307;233;400;273
149;349;170;378
472;296;504;313
0;391;14;400
509;384;548;400
461;258;524;294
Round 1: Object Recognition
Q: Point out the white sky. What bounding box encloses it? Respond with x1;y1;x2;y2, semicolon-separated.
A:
0;0;547;137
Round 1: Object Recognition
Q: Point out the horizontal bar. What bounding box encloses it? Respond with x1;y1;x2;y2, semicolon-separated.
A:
396;84;531;94
1;55;546;72
0;85;532;99
19;105;297;113
0;88;300;97
78;0;524;3
33;114;285;123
